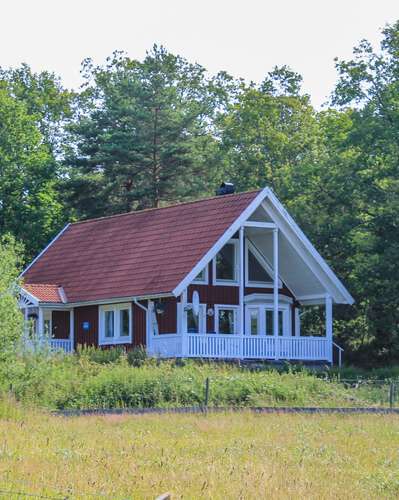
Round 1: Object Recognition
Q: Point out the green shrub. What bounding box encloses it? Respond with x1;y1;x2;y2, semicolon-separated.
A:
127;345;147;367
77;346;124;364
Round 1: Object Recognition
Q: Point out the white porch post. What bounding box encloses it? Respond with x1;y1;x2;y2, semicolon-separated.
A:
69;309;74;352
239;226;245;358
38;308;44;344
181;289;188;357
294;307;301;337
273;228;279;359
325;295;333;363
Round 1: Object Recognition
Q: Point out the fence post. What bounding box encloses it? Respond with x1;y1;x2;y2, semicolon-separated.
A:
389;382;395;409
204;377;210;412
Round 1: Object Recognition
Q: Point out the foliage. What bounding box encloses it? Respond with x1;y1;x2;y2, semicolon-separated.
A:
0;235;24;360
76;345;124;364
0;88;64;259
126;345;148;367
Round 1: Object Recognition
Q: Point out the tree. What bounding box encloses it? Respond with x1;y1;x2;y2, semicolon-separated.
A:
66;46;222;218
0;88;63;259
0;235;23;360
330;21;399;360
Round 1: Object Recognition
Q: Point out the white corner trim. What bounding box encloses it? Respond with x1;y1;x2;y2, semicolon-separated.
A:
172;187;272;297
20;223;71;277
58;287;68;304
262;193;354;305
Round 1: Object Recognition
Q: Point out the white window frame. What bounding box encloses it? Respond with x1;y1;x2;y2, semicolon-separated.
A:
183;303;206;334
245;303;290;336
245;239;282;288
213;239;240;286
99;303;132;345
214;304;239;334
43;309;52;337
192;265;208;285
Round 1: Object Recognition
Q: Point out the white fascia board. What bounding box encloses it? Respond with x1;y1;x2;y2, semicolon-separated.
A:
263;191;354;305
20;223;71;277
60;292;174;308
19;287;40;306
172;187;272;297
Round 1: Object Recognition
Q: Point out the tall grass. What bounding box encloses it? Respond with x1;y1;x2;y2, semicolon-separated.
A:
0;350;393;410
0;400;398;499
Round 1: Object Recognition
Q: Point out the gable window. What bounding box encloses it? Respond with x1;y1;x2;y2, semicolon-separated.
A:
213;239;239;285
192;266;208;284
184;304;206;334
245;240;281;288
99;303;132;345
215;305;238;334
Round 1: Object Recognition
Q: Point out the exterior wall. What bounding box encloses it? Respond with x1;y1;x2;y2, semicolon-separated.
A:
74;305;99;348
156;297;178;334
52;310;70;339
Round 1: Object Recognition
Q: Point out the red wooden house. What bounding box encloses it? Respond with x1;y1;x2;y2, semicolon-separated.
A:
19;185;353;363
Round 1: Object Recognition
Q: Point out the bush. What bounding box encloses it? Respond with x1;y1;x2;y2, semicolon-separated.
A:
77;346;124;364
127;345;147;367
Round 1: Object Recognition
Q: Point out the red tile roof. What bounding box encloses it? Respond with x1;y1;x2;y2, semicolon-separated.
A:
23;283;64;303
22;190;261;303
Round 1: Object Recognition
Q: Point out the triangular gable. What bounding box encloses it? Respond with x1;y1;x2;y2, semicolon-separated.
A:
173;188;354;305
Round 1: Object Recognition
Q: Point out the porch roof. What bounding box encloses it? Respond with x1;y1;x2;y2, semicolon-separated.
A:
22;190;261;303
23;283;65;303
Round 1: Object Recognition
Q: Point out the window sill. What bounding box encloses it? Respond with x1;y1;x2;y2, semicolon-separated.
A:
99;337;132;346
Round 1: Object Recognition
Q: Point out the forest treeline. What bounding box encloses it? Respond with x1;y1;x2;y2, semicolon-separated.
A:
1;21;398;363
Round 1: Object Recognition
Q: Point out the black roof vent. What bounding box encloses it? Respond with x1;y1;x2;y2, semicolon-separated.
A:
216;182;236;196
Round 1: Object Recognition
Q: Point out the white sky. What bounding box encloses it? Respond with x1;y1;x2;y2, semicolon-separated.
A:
1;0;399;107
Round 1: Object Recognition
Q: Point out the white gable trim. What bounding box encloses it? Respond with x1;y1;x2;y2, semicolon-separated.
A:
20;223;71;277
262;192;354;305
172;187;271;297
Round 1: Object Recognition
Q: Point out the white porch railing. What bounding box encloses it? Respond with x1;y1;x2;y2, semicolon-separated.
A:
150;333;331;361
49;339;73;353
150;334;182;357
188;335;329;360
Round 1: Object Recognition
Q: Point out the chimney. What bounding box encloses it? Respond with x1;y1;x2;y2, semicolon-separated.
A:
216;182;236;196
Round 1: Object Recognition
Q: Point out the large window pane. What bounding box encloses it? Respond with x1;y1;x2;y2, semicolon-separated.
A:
216;243;236;281
194;268;206;283
265;310;283;336
105;310;114;337
120;309;129;337
248;249;272;283
187;309;200;333
250;309;258;335
218;309;235;334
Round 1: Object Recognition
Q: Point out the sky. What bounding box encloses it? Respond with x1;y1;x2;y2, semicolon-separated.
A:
1;0;399;107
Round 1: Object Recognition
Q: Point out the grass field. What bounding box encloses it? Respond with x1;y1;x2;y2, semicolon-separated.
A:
0;401;399;499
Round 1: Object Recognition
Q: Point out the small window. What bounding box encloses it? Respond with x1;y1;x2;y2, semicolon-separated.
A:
265;310;283;336
248;249;272;283
100;304;132;345
214;240;238;283
193;267;208;284
217;307;237;334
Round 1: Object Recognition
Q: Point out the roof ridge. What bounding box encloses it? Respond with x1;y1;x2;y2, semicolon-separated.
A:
71;189;262;226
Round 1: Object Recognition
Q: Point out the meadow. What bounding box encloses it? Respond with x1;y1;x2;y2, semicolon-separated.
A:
0;399;398;499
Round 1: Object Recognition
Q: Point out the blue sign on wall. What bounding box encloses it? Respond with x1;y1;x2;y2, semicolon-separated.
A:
82;321;90;331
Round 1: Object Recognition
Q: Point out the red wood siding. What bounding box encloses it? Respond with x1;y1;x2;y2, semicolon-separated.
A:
52;311;70;339
74;305;99;348
156;297;178;334
133;302;146;346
